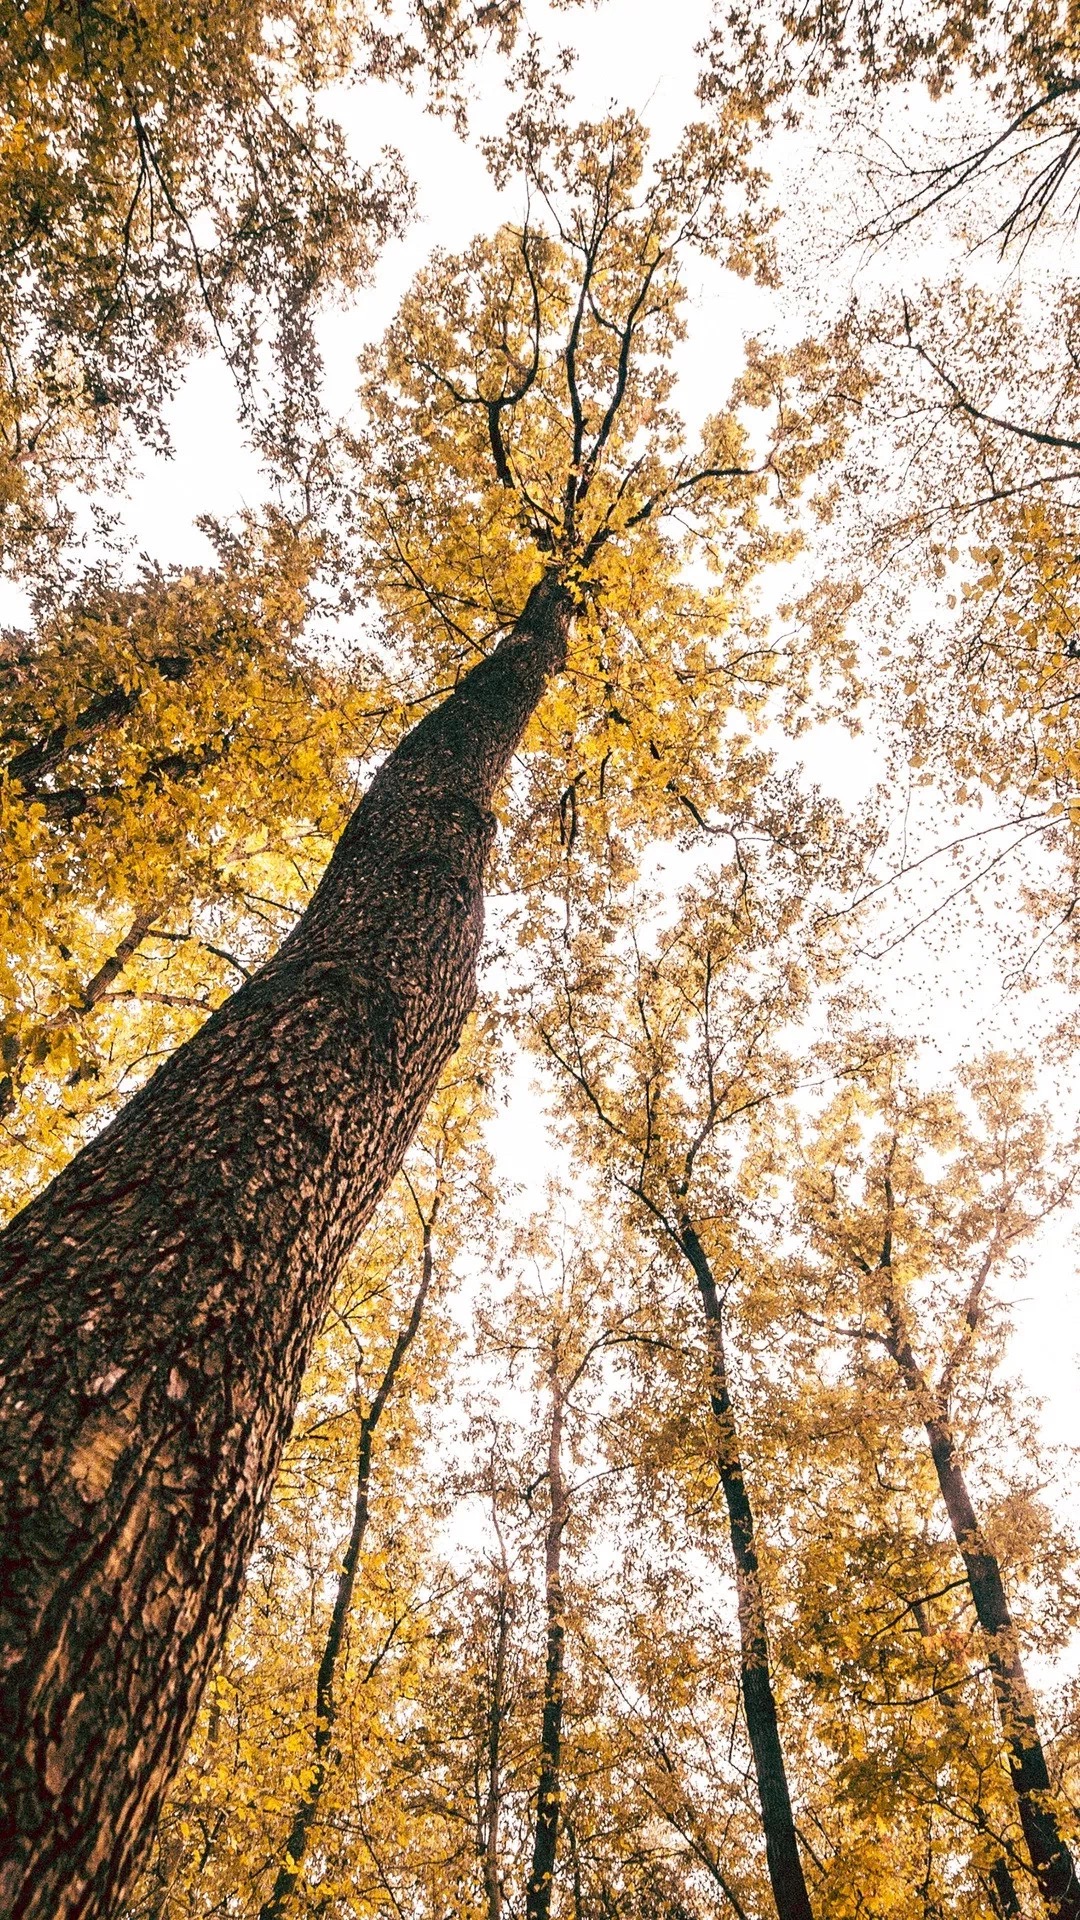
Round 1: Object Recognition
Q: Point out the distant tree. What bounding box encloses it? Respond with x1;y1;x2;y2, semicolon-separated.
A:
532;866;842;1918
783;1049;1080;1916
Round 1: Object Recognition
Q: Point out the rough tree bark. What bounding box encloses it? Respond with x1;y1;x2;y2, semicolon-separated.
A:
525;1354;569;1920
0;572;572;1920
679;1221;815;1920
881;1287;1080;1920
258;1201;438;1920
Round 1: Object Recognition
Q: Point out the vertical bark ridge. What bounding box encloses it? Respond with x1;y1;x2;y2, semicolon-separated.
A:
0;572;572;1920
679;1221;815;1920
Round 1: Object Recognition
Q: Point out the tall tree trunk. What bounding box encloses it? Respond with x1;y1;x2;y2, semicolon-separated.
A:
987;1858;1023;1919
525;1358;569;1920
0;573;572;1920
679;1222;815;1920
258;1204;437;1920
910;1596;1022;1913
481;1575;513;1920
882;1295;1080;1919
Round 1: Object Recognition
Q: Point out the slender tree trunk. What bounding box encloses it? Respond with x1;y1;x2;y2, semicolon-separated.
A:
525;1359;569;1920
679;1222;815;1920
565;1816;583;1920
882;1299;1080;1919
987;1858;1022;1919
0;573;572;1920
258;1208;437;1920
911;1597;1022;1914
0;903;164;1119
8;684;144;792
481;1577;513;1920
637;1757;751;1920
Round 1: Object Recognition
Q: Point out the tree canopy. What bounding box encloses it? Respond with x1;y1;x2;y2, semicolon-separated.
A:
2;8;1080;1920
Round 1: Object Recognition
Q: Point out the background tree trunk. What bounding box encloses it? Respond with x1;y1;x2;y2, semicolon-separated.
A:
910;1597;1022;1914
481;1576;513;1920
924;1417;1079;1917
882;1291;1080;1920
525;1358;569;1920
679;1221;815;1920
0;574;572;1920
258;1205;437;1920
